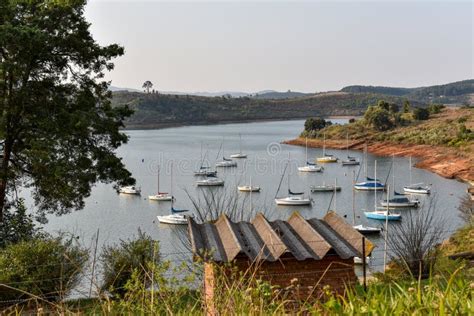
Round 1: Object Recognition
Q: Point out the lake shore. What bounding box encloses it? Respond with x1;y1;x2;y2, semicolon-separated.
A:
283;137;474;183
123;116;357;130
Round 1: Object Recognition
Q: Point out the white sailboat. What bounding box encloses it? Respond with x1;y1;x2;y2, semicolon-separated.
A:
381;157;419;208
215;137;237;167
403;156;431;194
298;138;323;172
196;174;225;186
194;143;217;176
316;132;338;163
238;176;260;192
350;170;381;234
149;165;173;201
275;157;311;206
230;134;247;158
156;213;188;225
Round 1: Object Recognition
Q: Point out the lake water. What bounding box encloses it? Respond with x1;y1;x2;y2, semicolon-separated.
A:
44;119;468;272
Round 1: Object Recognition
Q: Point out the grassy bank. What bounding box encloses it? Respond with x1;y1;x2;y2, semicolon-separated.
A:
285;107;474;182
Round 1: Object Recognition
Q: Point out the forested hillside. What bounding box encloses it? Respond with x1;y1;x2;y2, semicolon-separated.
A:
112;91;417;129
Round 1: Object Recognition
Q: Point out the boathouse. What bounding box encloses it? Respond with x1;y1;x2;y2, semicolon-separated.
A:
188;211;374;306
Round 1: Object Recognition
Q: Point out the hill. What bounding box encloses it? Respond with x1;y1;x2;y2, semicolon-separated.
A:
112;91;419;129
341;79;474;104
252;90;311;99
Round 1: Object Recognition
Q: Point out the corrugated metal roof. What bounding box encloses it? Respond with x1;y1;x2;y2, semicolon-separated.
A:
188;211;374;263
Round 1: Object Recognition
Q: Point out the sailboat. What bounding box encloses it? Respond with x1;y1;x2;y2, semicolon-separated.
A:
215;138;237;167
354;158;385;191
341;134;360;166
157;203;190;225
149;165;173;201
403;156;431;194
196;174;225;186
275;157;311;205
238;176;260;192
298;138;323;172
310;182;341;192
316;132;338;163
194;143;217;176
230;134;247;158
364;176;401;221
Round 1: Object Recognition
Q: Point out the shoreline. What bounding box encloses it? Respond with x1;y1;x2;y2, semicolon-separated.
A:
283;137;474;183
122;116;357;130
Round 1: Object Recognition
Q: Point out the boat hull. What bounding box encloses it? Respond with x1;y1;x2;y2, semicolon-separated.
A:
275;197;311;205
238;186;261;192
215;161;237;167
380;201;419;208
230;154;247;158
119;186;141;195
311;186;341;192
353;224;381;234
196;180;224;186
403;187;430;194
342;160;360;166
364;211;401;221
316;157;338;163
149;194;173;201
157;215;188;225
298;166;323;172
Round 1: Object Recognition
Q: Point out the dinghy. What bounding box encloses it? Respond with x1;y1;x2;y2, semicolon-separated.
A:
119;186;141;195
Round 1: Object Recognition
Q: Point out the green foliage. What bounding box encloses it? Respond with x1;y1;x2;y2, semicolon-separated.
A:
304;117;332;132
413;108;430;120
100;230;159;297
0;235;88;301
0;199;41;249
428;104;446;114
364;105;394;131
0;0;134;219
403;100;411;113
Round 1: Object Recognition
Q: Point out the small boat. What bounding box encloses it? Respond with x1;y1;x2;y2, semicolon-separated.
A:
196;175;225;186
316;133;338;163
275;156;311;206
119;185;141;195
341;134;360;166
149;165;173;201
298;164;323;172
342;156;360;166
403;183;430;195
275;195;312;206
215;158;237;168
381;195;420;208
215;137;237;167
238;185;261;192
403;157;431;194
353;224;381;234
364;210;401;221
194;168;217;177
354;177;385;191
316;154;338;163
156;214;188;225
299;138;324;172
310;184;341;192
230;134;247;158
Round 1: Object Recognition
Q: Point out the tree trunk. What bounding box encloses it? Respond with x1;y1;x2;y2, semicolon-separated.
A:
0;136;12;222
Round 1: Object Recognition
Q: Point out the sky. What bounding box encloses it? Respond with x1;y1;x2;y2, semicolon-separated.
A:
85;1;473;93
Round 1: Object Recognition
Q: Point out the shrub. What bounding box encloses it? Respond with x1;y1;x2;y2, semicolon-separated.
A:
0;235;88;302
428;104;445;114
304;117;331;132
364;105;394;131
413;108;430;120
0;199;41;249
100;230;159;297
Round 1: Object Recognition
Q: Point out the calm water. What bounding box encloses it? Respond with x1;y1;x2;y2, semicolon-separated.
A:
43;119;467;270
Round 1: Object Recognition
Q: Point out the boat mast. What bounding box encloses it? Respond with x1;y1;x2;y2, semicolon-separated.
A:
352;170;356;225
334;178;337;212
364;143;368;179
346;133;349;157
323;132;326;156
249;176;252;213
392;155;395;194
409;156;412;185
305;137;308;163
288;152;291;193
239;134;242;155
383;184;390;272
157;164;160;194
374;160;377;209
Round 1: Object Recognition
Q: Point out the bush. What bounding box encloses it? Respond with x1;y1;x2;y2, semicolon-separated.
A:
364;105;394;131
413;108;430;120
0;235;88;301
101;230;159;297
304;117;332;132
428;104;445;114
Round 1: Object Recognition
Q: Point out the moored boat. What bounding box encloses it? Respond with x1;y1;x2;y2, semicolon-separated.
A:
354;178;385;191
196;175;225;186
238;185;261;192
310;184;341;192
119;185;141;195
275;195;312;205
381;195;420;208
364;210;401;221
353;224;382;234
157;214;188;225
403;183;430;195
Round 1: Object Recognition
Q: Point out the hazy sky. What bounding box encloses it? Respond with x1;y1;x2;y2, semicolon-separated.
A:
85;1;473;92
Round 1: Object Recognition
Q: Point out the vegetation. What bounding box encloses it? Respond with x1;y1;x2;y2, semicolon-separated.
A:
302;101;474;151
0;235;88;302
142;81;153;93
113;91;421;129
0;199;40;249
100;230;160;297
342;79;474;104
304;117;332;133
0;0;134;221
